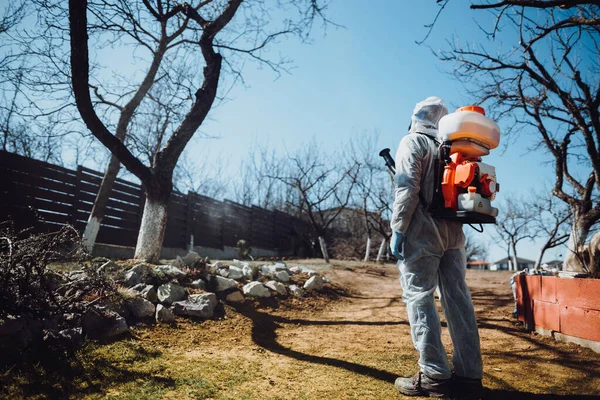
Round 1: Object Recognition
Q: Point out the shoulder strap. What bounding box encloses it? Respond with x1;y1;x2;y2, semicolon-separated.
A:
415;132;440;209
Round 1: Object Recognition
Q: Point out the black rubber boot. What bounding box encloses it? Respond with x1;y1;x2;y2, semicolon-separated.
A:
450;374;485;400
394;371;451;398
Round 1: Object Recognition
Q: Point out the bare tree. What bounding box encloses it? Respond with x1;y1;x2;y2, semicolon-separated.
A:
530;192;572;270
493;198;535;271
464;230;489;263
234;142;289;210
347;131;393;262
269;142;360;263
0;1;26;35
173;150;231;199
65;0;329;261
432;1;600;271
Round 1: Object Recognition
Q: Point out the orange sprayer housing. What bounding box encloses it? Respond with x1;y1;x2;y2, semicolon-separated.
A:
441;153;482;210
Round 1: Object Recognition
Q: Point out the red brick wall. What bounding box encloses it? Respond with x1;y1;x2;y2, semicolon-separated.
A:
516;276;600;343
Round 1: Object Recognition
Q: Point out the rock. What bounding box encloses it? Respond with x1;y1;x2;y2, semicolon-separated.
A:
231;259;244;267
140;285;159;303
274;270;290;282
228;266;244;280
106;315;129;337
123;263;152;287
172;293;218;319
173;255;186;268
288;266;302;275
182;252;202;268
157;282;186;305
155;304;176;323
242;264;254;280
214;276;238;292
123;270;141;287
265;280;287;296
82;307;129;339
211;261;223;269
218;268;230;278
225;290;245;303
190;279;206;290
302;267;319;276
154;265;187;280
125;297;155;319
260;265;274;277
303;275;324;291
272;262;288;271
288;284;304;297
242;282;271;298
130;263;152;275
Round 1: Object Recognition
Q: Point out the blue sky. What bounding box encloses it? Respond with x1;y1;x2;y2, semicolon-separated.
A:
181;1;564;263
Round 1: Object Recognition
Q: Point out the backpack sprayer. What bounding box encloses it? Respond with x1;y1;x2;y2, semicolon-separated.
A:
380;105;500;225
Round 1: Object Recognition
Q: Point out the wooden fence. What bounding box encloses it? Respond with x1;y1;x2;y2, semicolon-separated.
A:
0;150;310;254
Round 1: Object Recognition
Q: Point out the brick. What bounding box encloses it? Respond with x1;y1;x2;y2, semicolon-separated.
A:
560;306;600;342
524;275;542;301
532;300;560;332
556;278;600;311
540;276;557;303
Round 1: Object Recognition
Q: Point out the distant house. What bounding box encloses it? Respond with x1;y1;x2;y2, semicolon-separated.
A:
542;259;563;270
467;260;490;270
489;257;535;271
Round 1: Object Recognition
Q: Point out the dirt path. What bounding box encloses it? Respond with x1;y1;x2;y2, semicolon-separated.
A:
4;260;600;399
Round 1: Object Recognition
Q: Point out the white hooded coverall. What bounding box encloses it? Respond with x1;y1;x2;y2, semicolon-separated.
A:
391;97;483;380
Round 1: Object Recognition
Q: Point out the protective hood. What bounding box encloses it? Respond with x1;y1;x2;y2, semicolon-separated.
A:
409;96;448;137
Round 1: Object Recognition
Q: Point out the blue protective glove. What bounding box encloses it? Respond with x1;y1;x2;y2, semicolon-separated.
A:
390;231;405;261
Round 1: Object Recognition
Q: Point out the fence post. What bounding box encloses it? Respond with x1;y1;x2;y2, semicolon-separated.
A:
71;166;83;228
186;191;194;251
273;211;278;256
220;201;226;250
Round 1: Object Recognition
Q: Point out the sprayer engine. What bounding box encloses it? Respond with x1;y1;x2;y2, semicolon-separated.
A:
441;153;498;216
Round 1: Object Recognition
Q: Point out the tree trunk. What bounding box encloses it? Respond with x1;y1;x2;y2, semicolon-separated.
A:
82;154;120;252
564;216;592;272
364;236;371;262
376;239;386;263
134;175;172;263
318;236;330;263
134;194;168;263
511;243;518;271
534;245;548;271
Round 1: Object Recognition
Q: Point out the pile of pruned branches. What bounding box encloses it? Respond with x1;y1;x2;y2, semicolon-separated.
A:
0;223;117;358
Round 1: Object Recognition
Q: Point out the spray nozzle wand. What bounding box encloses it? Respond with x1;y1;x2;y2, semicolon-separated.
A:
379;148;396;175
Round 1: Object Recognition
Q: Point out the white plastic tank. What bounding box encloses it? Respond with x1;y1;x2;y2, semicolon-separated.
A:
438;106;500;156
458;187;499;216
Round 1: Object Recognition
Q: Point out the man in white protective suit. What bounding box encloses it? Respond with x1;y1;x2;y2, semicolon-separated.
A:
390;97;484;399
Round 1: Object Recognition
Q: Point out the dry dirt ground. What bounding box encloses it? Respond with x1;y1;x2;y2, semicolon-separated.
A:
3;259;600;399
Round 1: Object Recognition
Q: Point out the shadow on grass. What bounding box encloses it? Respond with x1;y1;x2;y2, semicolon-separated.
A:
234;301;400;383
236;294;600;399
0;339;173;399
